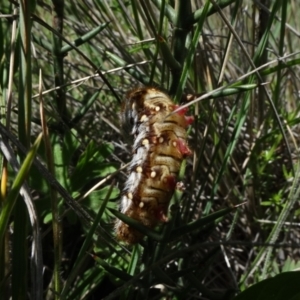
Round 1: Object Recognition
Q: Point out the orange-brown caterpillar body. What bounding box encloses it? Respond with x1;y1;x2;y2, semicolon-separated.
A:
116;87;193;244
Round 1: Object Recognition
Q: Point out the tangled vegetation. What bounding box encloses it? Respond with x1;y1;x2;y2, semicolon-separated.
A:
0;0;300;299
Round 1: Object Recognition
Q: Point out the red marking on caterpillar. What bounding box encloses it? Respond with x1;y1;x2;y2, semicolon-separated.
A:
164;174;177;191
185;116;194;126
173;104;188;115
175;138;192;156
116;87;193;244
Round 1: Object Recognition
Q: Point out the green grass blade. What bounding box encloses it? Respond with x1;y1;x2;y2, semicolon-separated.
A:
60;23;109;54
0;133;42;253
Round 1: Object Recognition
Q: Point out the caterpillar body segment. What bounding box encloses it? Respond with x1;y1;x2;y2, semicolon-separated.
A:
116;87;193;244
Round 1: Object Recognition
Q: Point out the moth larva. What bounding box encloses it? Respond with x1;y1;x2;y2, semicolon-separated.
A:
116;87;193;244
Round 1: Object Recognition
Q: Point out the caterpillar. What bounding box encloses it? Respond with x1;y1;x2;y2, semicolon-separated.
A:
116;87;193;244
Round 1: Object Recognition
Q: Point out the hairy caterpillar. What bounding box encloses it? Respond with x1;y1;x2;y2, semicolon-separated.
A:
116;87;193;244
